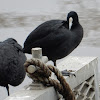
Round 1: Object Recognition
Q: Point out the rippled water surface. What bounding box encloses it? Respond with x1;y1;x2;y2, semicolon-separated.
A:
0;0;100;99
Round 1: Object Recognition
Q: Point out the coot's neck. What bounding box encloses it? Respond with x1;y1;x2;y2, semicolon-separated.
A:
71;23;83;38
71;22;79;30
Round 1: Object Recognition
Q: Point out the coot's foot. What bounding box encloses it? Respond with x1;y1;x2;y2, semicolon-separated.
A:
61;70;76;77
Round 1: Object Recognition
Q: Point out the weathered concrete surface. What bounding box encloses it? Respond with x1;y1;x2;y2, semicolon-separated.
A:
5;56;99;100
57;56;98;89
57;56;99;100
5;86;58;100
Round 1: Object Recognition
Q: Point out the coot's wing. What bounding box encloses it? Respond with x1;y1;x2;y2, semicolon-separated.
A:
23;20;69;52
24;20;66;45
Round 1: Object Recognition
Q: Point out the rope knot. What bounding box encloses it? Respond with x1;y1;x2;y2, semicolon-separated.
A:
24;58;75;100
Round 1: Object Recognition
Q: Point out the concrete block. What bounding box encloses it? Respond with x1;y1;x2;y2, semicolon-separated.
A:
73;76;95;100
5;56;99;100
57;56;98;89
5;86;58;100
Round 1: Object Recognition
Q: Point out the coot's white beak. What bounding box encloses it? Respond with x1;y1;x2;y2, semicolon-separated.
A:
69;17;73;30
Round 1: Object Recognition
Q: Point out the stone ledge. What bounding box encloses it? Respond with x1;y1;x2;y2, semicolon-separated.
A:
5;86;58;100
57;56;98;89
5;56;99;100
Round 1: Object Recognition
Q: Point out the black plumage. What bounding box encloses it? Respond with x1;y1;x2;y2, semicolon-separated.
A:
23;11;83;66
0;38;26;96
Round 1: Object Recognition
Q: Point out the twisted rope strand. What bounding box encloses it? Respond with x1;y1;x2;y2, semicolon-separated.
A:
24;59;51;78
47;65;75;100
24;58;75;100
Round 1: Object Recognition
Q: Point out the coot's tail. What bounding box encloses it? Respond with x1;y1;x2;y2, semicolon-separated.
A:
22;47;31;54
22;48;26;53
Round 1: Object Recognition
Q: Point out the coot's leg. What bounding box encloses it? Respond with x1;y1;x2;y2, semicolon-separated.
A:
6;84;9;96
54;60;56;66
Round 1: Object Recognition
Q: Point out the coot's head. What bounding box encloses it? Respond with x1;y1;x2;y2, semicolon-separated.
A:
67;11;79;30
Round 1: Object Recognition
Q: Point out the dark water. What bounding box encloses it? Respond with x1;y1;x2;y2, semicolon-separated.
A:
0;0;100;99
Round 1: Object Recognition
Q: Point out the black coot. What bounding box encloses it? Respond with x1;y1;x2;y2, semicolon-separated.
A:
23;11;83;66
0;38;26;96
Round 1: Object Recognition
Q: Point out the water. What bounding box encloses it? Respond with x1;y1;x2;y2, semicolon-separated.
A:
0;0;100;99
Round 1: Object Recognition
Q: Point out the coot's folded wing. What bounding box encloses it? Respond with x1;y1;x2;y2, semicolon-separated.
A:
23;20;67;53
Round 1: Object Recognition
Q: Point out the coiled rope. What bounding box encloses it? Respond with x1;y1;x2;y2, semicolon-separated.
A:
24;58;75;100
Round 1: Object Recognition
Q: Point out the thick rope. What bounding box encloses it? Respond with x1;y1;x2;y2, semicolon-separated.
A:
47;65;75;100
24;58;75;100
24;59;51;78
28;73;64;95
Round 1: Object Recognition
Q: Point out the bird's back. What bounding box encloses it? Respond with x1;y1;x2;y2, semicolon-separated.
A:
23;20;68;53
0;38;26;86
24;20;66;45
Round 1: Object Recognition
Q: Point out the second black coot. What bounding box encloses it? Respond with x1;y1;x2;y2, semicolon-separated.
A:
0;38;26;96
23;11;83;66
